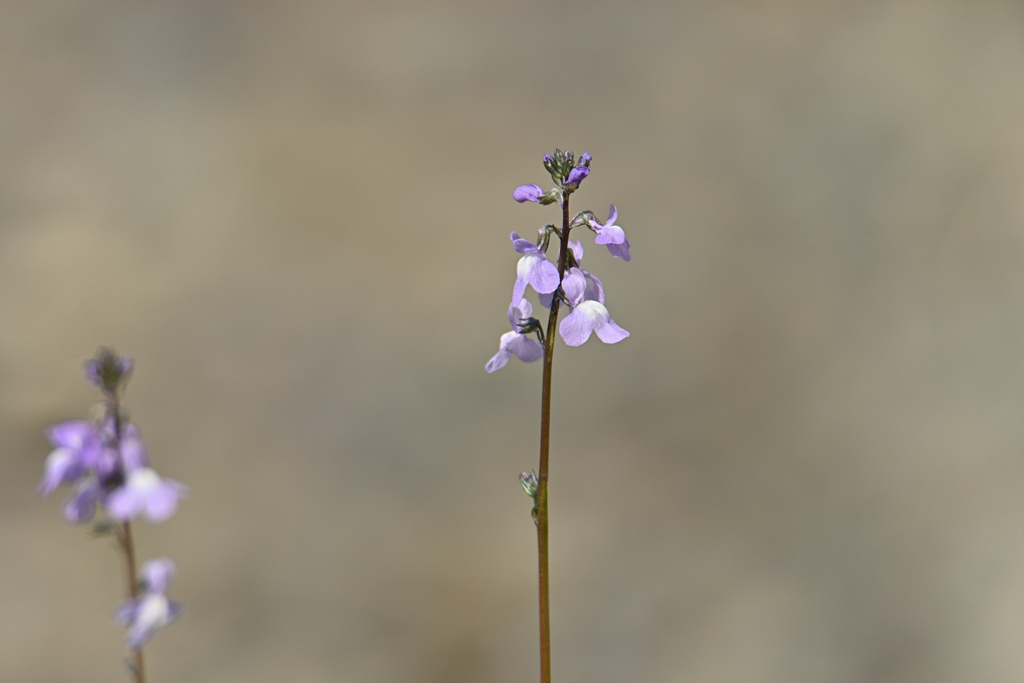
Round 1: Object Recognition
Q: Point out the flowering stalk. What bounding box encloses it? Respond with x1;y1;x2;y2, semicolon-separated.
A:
489;150;631;683
39;349;185;682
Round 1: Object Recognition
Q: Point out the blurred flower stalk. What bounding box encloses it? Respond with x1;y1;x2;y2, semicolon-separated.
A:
39;348;186;683
488;150;630;683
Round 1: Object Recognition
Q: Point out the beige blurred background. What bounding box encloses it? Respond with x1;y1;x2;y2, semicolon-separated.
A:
4;1;1024;681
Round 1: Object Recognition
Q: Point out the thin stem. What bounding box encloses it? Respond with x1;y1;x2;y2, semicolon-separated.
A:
536;194;572;683
110;391;146;683
119;521;146;683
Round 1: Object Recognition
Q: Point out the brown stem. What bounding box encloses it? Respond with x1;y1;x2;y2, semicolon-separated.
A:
536;193;572;683
119;522;146;683
110;392;146;683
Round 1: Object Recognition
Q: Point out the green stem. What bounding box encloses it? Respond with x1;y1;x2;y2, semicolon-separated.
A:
536;193;572;683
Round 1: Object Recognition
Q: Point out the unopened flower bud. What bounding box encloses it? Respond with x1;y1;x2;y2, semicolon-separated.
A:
538;189;561;205
84;348;133;394
519;470;539;498
579;152;591;167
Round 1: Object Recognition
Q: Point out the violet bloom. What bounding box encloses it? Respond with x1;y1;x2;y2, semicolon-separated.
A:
565;165;589;190
558;268;629;347
589;204;631;261
486;299;545;373
510;231;560;304
115;558;182;651
513;184;544;203
106;468;188;523
63;478;104;524
38;421;102;496
538;239;604;309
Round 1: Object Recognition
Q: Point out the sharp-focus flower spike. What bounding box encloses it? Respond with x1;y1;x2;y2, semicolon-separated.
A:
558;268;629;347
510;232;560;304
106;468;188;523
486;299;545;373
513;184;544;203
589;204;631;261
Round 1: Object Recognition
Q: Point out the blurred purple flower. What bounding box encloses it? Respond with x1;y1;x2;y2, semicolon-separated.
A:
558;268;629;347
106;468;188;523
115;558;182;651
38;421;101;496
63;479;104;524
486;299;544;373
589;205;631;261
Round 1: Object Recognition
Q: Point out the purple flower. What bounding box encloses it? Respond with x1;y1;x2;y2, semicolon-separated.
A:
486;299;545;373
589;205;631;261
558;268;629;347
115;558;182;651
538;239;603;310
106;468;188;523
513;184;544;203
510;232;560;304
565;165;589;190
140;557;176;593
63;479;104;523
38;421;102;496
119;423;149;473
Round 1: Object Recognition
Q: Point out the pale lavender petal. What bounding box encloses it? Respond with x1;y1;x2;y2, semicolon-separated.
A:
513;184;544;202
39;448;86;496
508;299;533;328
583;270;604;304
485;349;511;373
606;237;631;261
107;468;187;523
519;254;559;294
124;593;172;651
114;598;139;626
511;232;542;256
106;485;145;522
486;332;518;373
559;308;594;347
594;316;630;343
512;275;528;306
120;425;149;473
507;335;544;363
141;558;176;593
538;291;554;309
593;224;626;246
142;479;188;522
605;204;618;226
569;239;584;264
580;152;591;166
561;268;587;307
63;479;102;523
47;421;98;450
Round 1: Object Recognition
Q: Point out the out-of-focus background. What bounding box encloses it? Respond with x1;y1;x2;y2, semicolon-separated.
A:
4;2;1024;681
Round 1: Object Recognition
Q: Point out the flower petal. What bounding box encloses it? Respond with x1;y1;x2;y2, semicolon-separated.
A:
559;308;594;347
513;184;544;202
507;335;544;363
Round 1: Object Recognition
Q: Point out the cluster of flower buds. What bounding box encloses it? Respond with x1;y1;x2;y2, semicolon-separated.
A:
39;348;186;649
486;150;631;372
